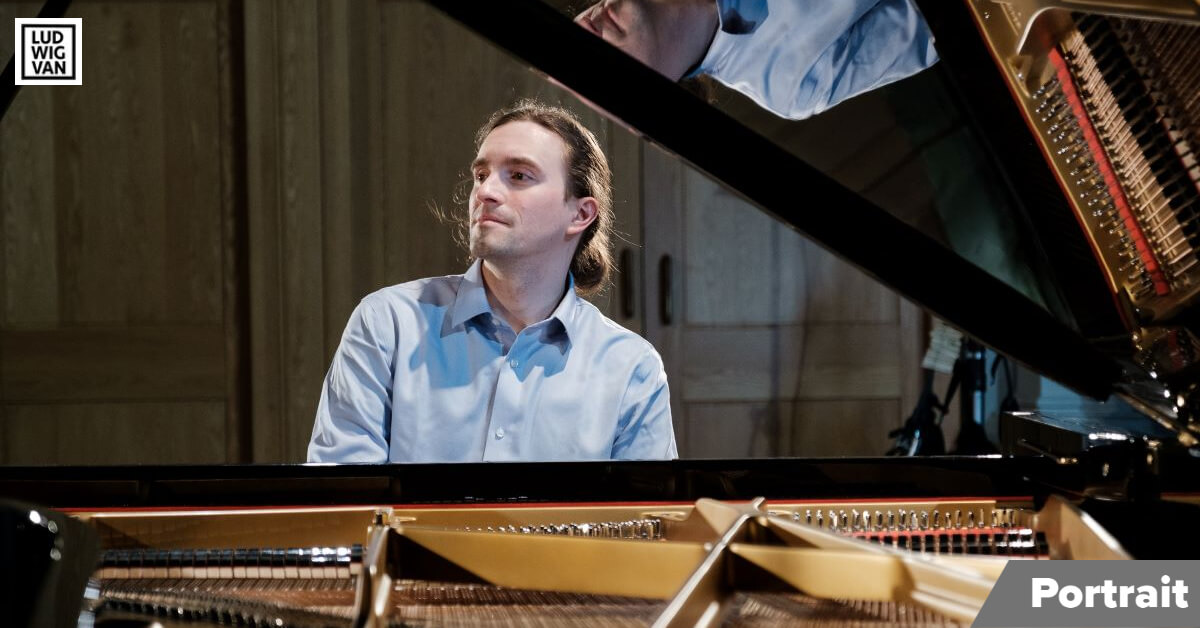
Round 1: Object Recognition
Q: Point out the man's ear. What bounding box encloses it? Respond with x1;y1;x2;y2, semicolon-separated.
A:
566;197;599;237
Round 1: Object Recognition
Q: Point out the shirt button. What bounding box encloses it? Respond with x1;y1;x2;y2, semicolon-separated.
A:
509;359;519;368
495;428;505;439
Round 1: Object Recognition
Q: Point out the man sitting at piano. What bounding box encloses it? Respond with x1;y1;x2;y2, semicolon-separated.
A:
308;100;677;463
575;0;938;120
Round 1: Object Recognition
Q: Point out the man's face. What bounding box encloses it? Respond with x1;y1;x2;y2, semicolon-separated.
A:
469;121;578;264
575;0;669;77
575;0;712;81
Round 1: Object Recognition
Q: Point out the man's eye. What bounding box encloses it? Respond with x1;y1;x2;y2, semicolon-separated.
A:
474;171;487;182
512;172;529;181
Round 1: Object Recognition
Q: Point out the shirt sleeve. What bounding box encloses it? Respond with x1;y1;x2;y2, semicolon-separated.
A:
611;348;678;460
307;299;395;463
696;0;938;120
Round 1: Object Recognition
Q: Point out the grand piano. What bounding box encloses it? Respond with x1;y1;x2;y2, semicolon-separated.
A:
3;0;1200;626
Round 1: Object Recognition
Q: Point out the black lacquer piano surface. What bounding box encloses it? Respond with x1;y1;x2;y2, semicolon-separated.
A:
4;1;1200;626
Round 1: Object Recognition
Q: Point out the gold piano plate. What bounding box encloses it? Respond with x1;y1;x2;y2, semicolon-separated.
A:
78;495;1125;626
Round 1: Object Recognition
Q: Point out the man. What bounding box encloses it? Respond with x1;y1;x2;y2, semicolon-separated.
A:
308;100;677;463
576;0;938;120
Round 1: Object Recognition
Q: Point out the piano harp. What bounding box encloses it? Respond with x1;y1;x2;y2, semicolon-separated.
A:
932;0;1200;326
3;0;1200;626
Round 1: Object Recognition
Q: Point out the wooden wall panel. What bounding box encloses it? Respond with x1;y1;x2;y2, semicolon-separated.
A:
1;402;225;465
788;400;902;457
796;323;902;399
243;0;287;462
1;82;58;325
685;400;901;458
801;239;898;323
2;326;226;402
684;170;806;326
276;0;326;462
159;2;225;323
680;327;806;402
0;1;240;465
685;403;780;459
3;2;225;326
244;0;322;462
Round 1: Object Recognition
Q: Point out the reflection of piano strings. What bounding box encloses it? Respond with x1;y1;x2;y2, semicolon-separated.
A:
1040;15;1200;302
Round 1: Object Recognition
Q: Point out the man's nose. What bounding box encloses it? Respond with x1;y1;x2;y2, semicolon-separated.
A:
475;173;503;204
575;6;600;35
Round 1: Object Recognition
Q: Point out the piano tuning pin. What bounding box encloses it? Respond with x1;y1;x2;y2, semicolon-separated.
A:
805;509;812;525
841;511;849;530
955;509;963;529
875;511;884;531
931;509;940;530
828;510;837;531
920;510;929;531
898;510;907;530
967;511;975;529
816;510;824;528
991;510;999;528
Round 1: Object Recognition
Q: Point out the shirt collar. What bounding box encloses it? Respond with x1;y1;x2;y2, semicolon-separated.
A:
448;259;582;342
686;0;766;79
449;259;492;330
547;272;582;343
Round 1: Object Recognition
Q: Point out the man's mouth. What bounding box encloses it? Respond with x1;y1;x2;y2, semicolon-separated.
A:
475;214;507;226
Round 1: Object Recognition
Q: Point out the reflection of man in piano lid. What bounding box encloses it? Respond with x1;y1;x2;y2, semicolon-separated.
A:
307;100;677;464
576;0;939;120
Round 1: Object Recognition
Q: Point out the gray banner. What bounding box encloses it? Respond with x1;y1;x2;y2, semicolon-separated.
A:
973;561;1200;627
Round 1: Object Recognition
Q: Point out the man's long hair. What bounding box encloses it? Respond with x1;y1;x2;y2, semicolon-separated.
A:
452;100;615;297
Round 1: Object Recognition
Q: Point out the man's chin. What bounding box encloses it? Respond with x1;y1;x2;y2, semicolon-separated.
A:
469;239;499;260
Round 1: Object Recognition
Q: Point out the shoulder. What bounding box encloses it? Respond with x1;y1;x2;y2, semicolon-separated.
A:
572;299;663;369
359;273;466;314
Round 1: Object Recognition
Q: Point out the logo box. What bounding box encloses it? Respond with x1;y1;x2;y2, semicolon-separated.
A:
14;17;82;85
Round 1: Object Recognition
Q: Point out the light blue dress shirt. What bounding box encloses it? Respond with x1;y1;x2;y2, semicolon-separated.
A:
695;0;939;119
308;260;677;463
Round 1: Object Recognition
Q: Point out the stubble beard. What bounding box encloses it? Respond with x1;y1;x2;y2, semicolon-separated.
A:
469;225;508;262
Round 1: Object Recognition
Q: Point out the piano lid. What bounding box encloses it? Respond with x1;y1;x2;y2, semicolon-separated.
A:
422;0;1121;398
